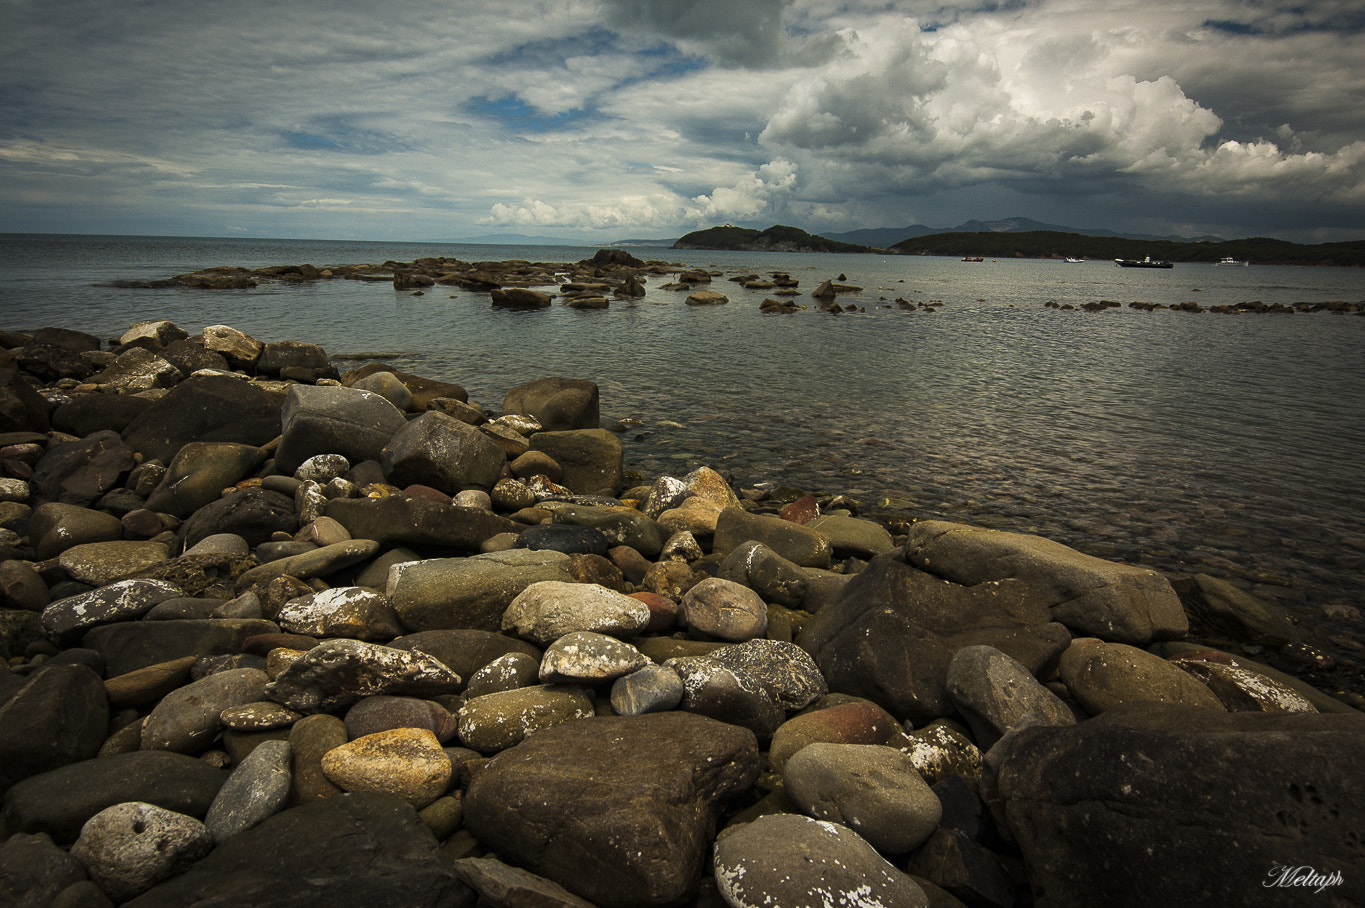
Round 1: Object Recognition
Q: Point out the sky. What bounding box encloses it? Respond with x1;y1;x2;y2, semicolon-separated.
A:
1;0;1362;244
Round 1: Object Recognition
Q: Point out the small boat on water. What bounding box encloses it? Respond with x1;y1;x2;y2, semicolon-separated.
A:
1216;256;1248;266
962;255;984;262
1116;256;1173;269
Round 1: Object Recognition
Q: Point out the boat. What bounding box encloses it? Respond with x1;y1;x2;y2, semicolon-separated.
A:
1115;256;1173;269
962;255;984;263
1216;256;1248;266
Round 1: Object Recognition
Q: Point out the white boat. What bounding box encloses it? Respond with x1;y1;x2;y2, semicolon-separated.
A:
1216;256;1248;266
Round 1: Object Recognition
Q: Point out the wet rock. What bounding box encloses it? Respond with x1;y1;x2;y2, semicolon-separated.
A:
680;577;769;642
274;384;407;477
713;507;833;568
29;502;125;559
83;618;280;677
1057;639;1225;715
707;638;828;709
264;638;462;714
713;813;927;908
549;503;668;557
465;712;759;907
768;699;900;772
0;664;109;790
2;750;227;844
0;366;51;433
1179;572;1302;645
904;828;1016;908
516;523;610;556
502;580;650;646
120;374;281;465
202;325;262;367
29;430;136;508
343;694;457;742
905;520;1188;645
610;663;686;715
88;348;182;393
275;586;403;640
798;550;1072;724
539;630;650;684
320;727;451;808
143;442;267;518
717;541;808;608
70;801;212;901
177;487;297;550
945;644;1077;748
783;742;942;854
351;371;414;410
387;627;542;686
503;377;600;431
124;791;470;907
668;656;785;741
288;714;347;804
0;559;50;610
219;701;302;731
204;739;292;841
293;454;351;484
528;429;622;495
898;722;985;786
994;703;1365;908
256;340;334;381
491;288;552;309
57;540;171;587
1171;654;1318;713
456;684;595;754
103;656;198;709
41;579;184;640
380;410;506;495
52;393;154;437
464;651;540;697
0;831;89;908
324;494;519;551
686;290;728;305
141;667;269;753
387;549;574;633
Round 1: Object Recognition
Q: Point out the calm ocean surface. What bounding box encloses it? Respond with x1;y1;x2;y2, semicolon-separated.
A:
4;233;1365;684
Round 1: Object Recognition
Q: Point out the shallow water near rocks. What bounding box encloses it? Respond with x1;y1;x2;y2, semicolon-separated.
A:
4;233;1364;692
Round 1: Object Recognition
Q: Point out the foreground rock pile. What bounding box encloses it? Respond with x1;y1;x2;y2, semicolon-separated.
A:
1;314;1363;907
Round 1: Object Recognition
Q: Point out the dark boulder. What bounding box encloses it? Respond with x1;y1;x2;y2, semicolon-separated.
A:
177;487;297;550
503;377;599;431
994;703;1365;907
465;712;759;908
51;393;154;437
121;373;282;465
0;368;50;434
324;495;518;551
28;430;136;507
0;664;109;794
797;550;1072;724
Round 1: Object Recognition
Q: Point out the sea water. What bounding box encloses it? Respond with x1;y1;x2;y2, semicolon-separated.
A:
3;233;1364;683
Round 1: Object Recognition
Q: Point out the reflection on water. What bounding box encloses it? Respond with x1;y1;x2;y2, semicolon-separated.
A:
3;234;1365;683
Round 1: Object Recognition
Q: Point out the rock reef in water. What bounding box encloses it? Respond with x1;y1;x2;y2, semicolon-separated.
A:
1;302;1363;907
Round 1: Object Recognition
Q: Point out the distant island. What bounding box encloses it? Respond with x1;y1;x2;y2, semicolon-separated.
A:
672;222;1365;267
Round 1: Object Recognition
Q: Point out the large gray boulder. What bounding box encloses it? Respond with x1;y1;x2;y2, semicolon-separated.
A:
713;508;833;569
274;384;407;476
994;703;1365;907
324;495;518;551
503;377;599;431
904;520;1188;645
464;712;759;907
28;430;136;507
379;410;506;494
386;549;575;633
797;550;1072;725
143;442;268;518
945;644;1077;747
120;374;282;465
527;429;622;495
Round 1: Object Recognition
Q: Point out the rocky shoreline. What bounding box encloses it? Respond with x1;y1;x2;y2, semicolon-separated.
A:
2;294;1363;906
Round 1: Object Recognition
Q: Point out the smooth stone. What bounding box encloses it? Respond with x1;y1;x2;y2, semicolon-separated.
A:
708;639;829;710
264;638;462;714
509;449;563;482
457;684;595;754
2;750;227;844
904;520;1188;645
659;529;704;562
0;664;110;791
539;631;650;684
768;699;901;772
465;712;758;908
387;549;574;633
501;580;650;646
29;430;137;509
219;701;302;731
784;742;942;854
351;371;414;410
57;540;171;587
343;695;459;743
945;644;1077;748
288;714;348;803
29;502;124;559
679;577;768;642
181;533;251;557
503;377;600;432
320;727;452;808
657;496;726;537
0;559;51;611
0;832;88;907
387;628;542;685
379;410;506;495
1171;656;1318;713
610;663;686;716
898;722;985;786
516;523;610;556
294;454;352;484
717;541;809;608
491;477;536;511
233;539;381;590
119;373;280;465
903;828;1016;908
1180;573;1302;645
274;384;408;476
452;855;597;908
1057;640;1227;716
177;488;297;551
713;813;927;908
141;667;269;754
41;579;184;641
713;507;833;568
123;791;469;906
527;429;622;496
549;504;668;558
143;442;266;519
324;494;519;551
83;618;280;678
464;651;541;698
203;739;292;842
630;590;679;633
70;802;212;901
667;656;785;742
275;586;404;641
807;513;897;558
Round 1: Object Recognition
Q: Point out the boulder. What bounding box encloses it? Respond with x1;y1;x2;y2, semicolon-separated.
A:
29;430;136;507
490;288;552;309
904;520;1188;645
798;550;1072;724
177;487;297;550
0;367;50;433
1180;573;1302;645
713;507;833;568
501;580;650;646
0;664;109;792
122;792;470;907
713;813;927;908
685;290;728;306
275;586;403;641
320;728;451;808
994;703;1365;907
527;429;622;495
768;699;900;772
120;374;282;465
679;577;768;642
88;348;182;393
69;801;213;901
143;442;267;518
945;644;1077;748
549;504;668;558
380;410;506;494
56;540;171;587
717;541;809;608
41;579;184;641
256;340;335;380
387;549;575;633
456;685;595;755
82;618;281;677
465;712;759;907
324;495;518;551
29;502;124;560
503;377;599;431
0;831;88;907
667;656;786;741
202;325;263;367
264;638;462;714
1057;639;1227;715
343;695;458;742
52;393;154;437
538;631;650;684
140;667;269;753
452;856;597;908
387;628;542;686
274;384;407;476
